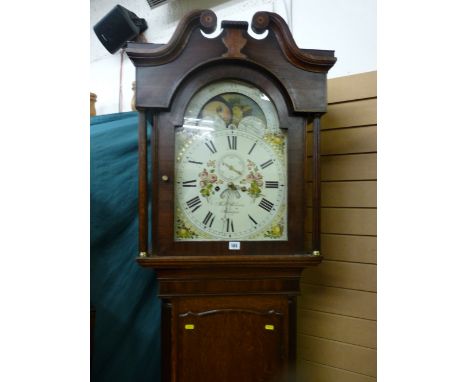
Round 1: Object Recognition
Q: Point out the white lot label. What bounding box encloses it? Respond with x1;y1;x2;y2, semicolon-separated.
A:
229;242;241;250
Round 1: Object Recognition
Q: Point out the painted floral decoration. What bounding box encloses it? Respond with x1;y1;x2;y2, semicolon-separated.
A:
199;160;223;198
175;218;198;239
241;159;264;200
263;133;285;157
264;224;283;239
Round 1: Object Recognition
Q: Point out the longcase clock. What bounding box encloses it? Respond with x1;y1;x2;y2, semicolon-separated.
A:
126;9;336;382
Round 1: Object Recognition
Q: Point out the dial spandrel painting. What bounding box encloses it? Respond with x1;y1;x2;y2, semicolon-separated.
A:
174;81;287;241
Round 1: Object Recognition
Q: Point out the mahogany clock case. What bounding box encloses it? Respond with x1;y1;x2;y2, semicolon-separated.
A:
125;9;336;382
126;9;336;258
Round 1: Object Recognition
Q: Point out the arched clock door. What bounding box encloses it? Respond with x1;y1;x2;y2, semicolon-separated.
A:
156;64;306;256
127;9;335;382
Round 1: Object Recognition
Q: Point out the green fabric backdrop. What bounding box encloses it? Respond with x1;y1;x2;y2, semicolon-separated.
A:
91;112;161;382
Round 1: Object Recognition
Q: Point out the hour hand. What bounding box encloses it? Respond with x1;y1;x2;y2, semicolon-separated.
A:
222;162;242;175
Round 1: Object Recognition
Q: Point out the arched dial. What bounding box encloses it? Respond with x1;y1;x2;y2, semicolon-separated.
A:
174;81;287;241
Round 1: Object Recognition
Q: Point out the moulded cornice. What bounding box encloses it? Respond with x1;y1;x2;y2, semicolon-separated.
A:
126;9;217;66
126;9;336;73
251;11;337;73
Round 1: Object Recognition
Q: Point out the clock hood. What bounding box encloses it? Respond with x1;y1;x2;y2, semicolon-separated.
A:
126;9;336;113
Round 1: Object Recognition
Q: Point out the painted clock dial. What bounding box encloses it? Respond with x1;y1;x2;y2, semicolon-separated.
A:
174;80;287;241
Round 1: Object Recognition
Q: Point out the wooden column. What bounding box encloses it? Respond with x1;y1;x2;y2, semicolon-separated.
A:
312;114;322;253
138;111;148;255
151;114;158;255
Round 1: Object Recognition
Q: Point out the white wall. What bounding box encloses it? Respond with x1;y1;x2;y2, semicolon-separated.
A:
291;0;376;78
90;0;376;115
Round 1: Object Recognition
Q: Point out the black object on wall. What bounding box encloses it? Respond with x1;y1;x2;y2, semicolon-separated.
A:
146;0;168;9
94;5;148;54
